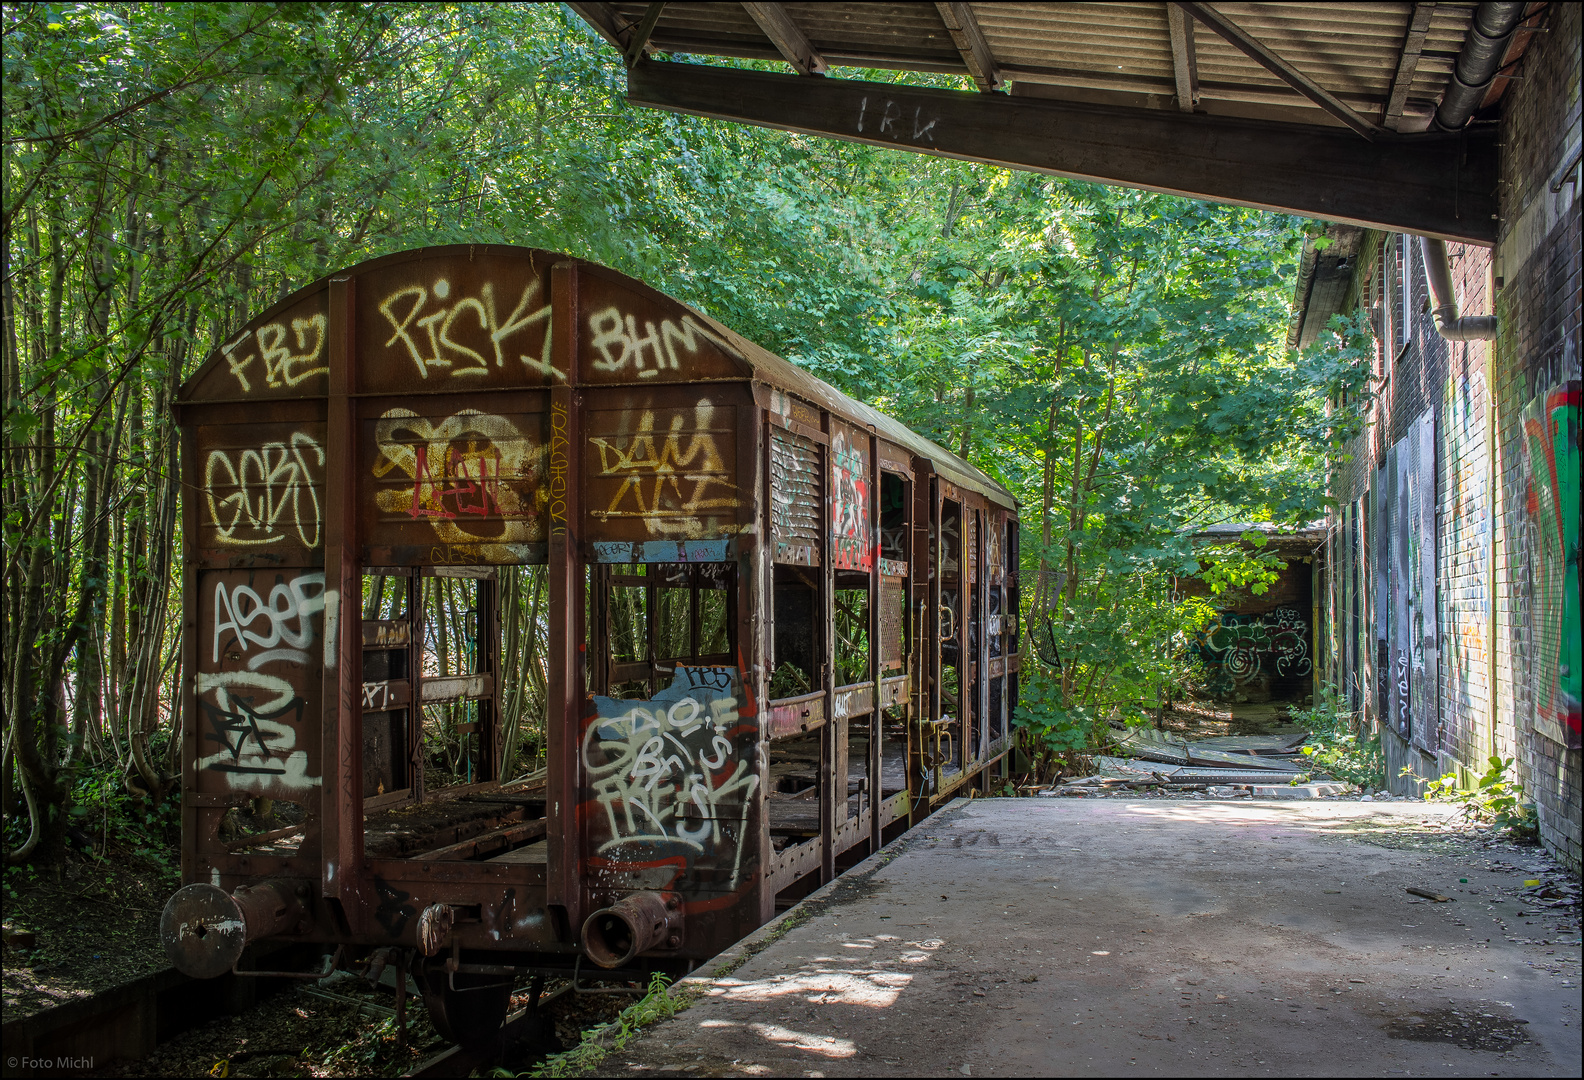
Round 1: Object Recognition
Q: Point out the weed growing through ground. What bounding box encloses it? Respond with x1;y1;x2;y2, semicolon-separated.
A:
524;971;680;1078
1290;690;1385;789
1411;755;1539;842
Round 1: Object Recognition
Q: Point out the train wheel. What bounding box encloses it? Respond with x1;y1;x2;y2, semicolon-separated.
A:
419;965;513;1050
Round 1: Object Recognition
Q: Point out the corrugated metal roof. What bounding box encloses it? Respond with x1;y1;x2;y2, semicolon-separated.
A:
593;2;1485;132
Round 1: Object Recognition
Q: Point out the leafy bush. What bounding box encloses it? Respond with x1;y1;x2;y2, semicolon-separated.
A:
1010;664;1107;782
1289;690;1385;790
1416;756;1538;842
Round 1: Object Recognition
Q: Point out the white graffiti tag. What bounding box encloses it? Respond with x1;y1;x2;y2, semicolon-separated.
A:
204;432;324;548
378;277;558;380
196;669;319;794
211;571;326;668
587;306;733;378
223;314;328;392
582;668;759;886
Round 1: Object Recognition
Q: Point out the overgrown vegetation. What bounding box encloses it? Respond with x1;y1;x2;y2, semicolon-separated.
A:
2;3;1372;862
526;971;681;1078
1291;691;1387;791
1415;756;1539;843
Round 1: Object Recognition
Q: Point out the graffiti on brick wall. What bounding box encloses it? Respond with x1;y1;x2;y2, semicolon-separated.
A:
581;666;760;890
1441;372;1492;753
1386;413;1437;749
1520;381;1581;747
1194;607;1311;698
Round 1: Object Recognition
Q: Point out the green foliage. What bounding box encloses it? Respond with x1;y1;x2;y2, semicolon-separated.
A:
528;972;681;1078
1197;532;1287;597
1414;756;1538;841
1011;664;1105;772
5;4;1335;860
1291;690;1385;790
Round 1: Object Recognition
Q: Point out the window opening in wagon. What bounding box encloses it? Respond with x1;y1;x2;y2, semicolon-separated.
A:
877;473;910;813
592;562;737;699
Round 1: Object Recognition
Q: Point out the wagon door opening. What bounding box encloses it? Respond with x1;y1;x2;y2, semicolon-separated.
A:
936;497;966;781
876;469;912;836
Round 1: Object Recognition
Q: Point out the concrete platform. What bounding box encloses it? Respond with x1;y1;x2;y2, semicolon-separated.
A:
603;798;1581;1077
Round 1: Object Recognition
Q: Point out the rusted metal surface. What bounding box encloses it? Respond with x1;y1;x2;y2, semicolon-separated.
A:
359;393;550;567
161;880;306;980
173;244;1020;1043
189;285;331;401
767;691;824;740
583;392;745;543
354;250;560;394
833;683;873;721
879;579;905;669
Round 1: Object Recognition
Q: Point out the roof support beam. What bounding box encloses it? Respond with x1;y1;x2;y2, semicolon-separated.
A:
624;3;667;69
1165;3;1199;113
566;2;666;66
1383;3;1436;129
742;3;827;76
626;60;1497;244
935;2;1003;93
1174;2;1384;140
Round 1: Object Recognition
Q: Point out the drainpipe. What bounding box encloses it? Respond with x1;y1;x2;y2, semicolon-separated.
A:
1419;237;1498;340
1415;2;1523;342
1433;2;1527;132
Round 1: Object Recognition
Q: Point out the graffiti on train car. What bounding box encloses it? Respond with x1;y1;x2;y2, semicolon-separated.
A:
587;306;733;378
378;277;558;381
582;666;759;887
197;570;333;794
831;427;872;571
203;432;325;548
222;314;328;393
371;408;547;554
1194;606;1311;697
588;402;739;536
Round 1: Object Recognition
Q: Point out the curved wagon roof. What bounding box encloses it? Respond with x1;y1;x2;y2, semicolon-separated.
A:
179;244;1014;509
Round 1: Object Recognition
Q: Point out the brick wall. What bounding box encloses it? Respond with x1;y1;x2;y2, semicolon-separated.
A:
1314;4;1581;871
1438;247;1494;777
1492;0;1582;869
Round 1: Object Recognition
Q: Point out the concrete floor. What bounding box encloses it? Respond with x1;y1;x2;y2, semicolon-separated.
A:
599;798;1581;1077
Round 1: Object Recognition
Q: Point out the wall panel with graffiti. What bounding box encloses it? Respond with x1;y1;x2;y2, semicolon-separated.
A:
1518;381;1581;749
1194;606;1312;700
359;397;549;565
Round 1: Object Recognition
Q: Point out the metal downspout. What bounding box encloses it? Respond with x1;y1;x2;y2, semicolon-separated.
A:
1419;237;1498;341
1415;1;1523;341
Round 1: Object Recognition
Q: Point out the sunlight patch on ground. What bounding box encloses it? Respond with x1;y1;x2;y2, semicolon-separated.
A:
707;968;913;1007
1119;801;1459;828
697;1018;858;1058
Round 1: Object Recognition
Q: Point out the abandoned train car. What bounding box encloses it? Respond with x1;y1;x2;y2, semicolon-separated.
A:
160;245;1020;1040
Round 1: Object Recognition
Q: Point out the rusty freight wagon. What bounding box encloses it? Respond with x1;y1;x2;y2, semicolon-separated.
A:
160;245;1020;1042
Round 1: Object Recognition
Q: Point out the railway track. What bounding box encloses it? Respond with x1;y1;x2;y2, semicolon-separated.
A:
3;948;634;1078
